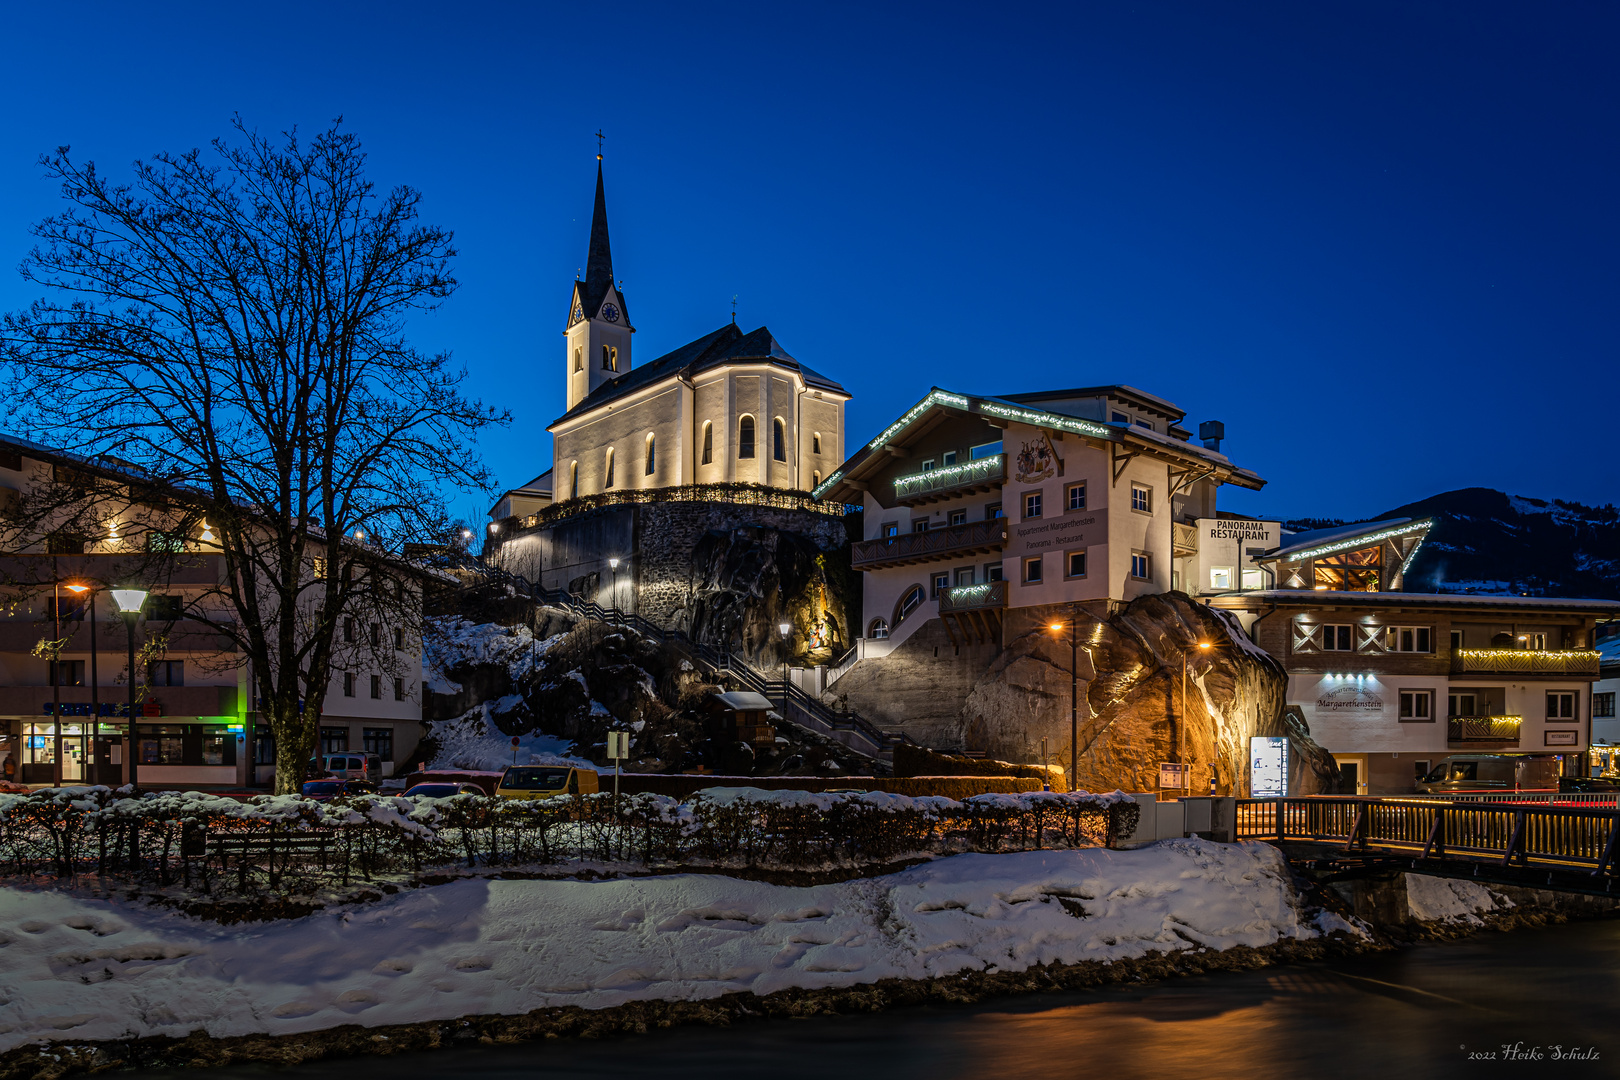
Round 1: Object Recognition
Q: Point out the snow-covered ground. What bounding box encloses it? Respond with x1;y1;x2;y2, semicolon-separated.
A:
0;841;1356;1052
425;703;594;773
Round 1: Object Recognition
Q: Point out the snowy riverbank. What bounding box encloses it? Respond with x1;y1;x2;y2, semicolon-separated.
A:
0;841;1355;1054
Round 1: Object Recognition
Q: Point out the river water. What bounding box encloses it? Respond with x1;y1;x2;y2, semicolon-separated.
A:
147;919;1619;1080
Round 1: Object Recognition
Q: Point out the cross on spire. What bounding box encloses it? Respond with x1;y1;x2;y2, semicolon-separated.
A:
595;129;605;160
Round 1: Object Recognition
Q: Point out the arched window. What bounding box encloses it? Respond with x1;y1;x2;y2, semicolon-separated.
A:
738;415;756;459
601;345;618;372
573;347;582;373
868;618;890;640
569;461;578;499
813;470;822;488
645;433;656;475
700;421;713;465
773;418;786;462
812;431;822;455
894;584;926;627
604;448;615;489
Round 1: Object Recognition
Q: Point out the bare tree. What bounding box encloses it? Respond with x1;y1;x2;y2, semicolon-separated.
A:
0;118;505;792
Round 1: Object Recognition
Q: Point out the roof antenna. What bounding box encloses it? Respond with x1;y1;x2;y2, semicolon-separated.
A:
595;129;605;160
731;294;738;325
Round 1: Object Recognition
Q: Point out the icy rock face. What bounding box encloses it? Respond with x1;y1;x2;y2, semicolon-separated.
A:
839;592;1337;796
670;526;854;667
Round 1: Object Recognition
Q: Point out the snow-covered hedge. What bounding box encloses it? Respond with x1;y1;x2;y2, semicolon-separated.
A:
0;785;1139;899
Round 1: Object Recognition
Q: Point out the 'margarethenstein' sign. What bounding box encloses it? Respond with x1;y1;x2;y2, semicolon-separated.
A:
1012;509;1107;556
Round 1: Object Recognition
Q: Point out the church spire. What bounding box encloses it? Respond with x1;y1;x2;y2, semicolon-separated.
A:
585;157;613;301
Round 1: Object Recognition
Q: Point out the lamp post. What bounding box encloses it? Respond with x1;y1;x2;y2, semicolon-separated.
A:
607;557;621;626
778;620;793;715
111;587;147;789
1048;602;1080;793
1179;638;1231;794
64;583;100;784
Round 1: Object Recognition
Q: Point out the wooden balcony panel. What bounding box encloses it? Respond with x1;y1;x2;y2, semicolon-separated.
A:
1447;715;1522;746
891;455;1006;507
1450;650;1599;677
1172;521;1198;557
939;580;1008;614
851;519;1007;569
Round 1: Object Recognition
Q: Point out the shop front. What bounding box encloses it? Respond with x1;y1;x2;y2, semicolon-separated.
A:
14;721;126;785
134;720;243;787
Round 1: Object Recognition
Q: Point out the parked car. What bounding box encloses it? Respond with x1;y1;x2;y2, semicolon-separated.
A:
307;753;383;781
403;782;486;799
496;765;599;800
1414;754;1561;795
301;779;378;802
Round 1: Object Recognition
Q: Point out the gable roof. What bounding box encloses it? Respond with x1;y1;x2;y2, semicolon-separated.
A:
1264;517;1432;562
815;387;1265;503
549;323;847;428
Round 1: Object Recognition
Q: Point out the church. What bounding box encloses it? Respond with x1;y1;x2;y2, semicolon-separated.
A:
485;158;857;651
489;156;850;525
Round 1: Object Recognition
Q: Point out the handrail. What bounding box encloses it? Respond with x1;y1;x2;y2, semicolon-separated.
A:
1235;795;1620;875
444;557;913;760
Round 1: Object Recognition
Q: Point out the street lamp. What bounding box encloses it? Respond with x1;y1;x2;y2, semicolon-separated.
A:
1048;602;1080;793
112;587;147;789
1180;639;1231;794
778;620;793;714
65;583;102;784
607;557;621;625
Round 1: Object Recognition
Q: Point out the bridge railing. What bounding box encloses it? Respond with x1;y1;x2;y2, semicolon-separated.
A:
1236;796;1620;876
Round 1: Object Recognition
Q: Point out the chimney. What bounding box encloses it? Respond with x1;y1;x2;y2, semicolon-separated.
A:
1199;420;1226;452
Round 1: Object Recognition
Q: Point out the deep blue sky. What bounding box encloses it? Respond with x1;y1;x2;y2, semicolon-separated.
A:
1;1;1614;526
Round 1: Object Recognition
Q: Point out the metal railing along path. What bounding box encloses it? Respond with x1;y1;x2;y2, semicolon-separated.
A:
442;557;913;760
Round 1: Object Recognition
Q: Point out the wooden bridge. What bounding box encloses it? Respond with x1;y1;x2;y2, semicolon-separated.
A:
1234;796;1620;897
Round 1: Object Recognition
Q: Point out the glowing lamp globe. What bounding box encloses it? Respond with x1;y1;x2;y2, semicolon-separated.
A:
111;588;147;614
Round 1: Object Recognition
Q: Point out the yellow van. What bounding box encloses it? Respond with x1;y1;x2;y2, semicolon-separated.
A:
496;765;600;800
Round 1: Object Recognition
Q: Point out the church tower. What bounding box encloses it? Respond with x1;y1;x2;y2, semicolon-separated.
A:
565;157;633;410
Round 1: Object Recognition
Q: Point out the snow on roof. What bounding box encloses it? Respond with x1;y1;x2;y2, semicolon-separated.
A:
713;690;775;711
1267;518;1419;560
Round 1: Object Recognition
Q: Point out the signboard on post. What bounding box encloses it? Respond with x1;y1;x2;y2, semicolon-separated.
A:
606;731;630;802
1158;762;1186;790
1250;736;1289;797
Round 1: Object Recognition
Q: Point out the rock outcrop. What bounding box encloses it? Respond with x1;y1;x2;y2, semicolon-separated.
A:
422;589;874;778
832;592;1339;796
672;525;854;668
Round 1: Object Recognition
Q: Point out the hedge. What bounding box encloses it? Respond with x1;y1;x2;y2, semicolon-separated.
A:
0;785;1140;902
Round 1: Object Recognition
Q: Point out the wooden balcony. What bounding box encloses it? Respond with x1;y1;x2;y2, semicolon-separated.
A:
851;519;1006;569
1447;715;1522;747
891;454;1005;507
939;580;1007;647
1172;521;1198;557
1450;649;1599;677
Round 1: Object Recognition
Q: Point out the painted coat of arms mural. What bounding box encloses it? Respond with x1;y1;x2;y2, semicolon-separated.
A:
1014;435;1059;483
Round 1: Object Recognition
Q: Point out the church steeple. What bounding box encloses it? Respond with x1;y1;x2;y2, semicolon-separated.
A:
585;160;613;302
564;148;633;412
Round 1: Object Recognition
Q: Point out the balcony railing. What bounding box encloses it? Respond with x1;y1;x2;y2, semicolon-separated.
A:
891;454;1005;505
1448;715;1523;745
1450;649;1599;676
939;579;1008;615
851;519;1007;569
1172;521;1198;557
